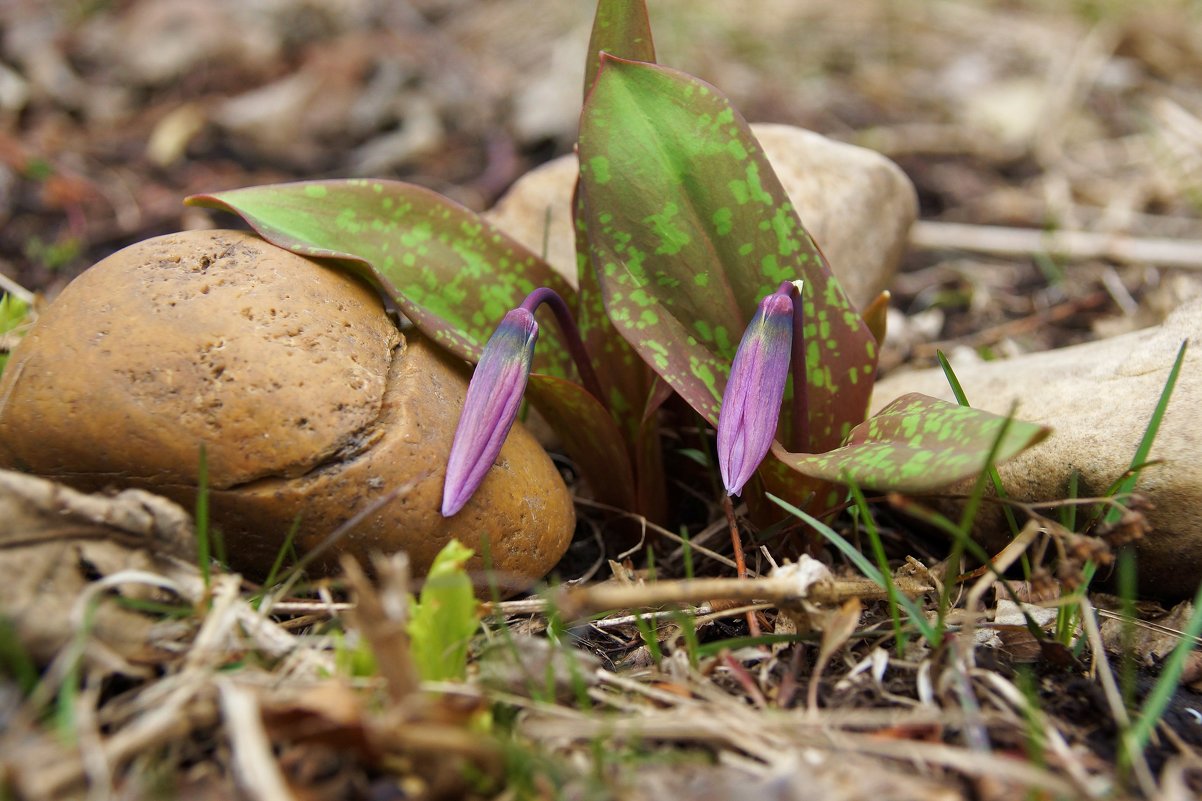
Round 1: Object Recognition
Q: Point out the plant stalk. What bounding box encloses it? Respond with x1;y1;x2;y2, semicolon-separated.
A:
786;280;809;453
520;287;609;410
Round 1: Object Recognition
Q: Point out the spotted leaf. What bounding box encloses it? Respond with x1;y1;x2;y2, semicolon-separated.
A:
771;393;1050;493
187;180;576;378
575;1;666;518
583;0;655;99
578;57;878;454
528;373;638;513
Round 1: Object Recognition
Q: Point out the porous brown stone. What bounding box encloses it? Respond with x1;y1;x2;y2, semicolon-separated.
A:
0;229;574;589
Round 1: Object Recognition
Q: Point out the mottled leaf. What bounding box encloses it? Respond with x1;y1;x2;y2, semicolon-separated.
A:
583;0;656;98
577;6;663;516
187;180;576;378
527;373;637;512
575;165;665;517
633;384;668;522
771;393;1051;493
573;184;655;429
578;57;878;453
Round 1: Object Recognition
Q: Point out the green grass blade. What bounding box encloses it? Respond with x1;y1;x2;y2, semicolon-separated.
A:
673;611;700;669
1117;547;1138;712
262;515;301;591
1105;340;1187;525
1123;576;1202;761
931;403;1017;633
890;495;1048;644
937;351;1023;544
195;444;211;592
767;493;939;645
680;527;695;581
695;633;813;657
1062;469;1080;531
0;615;38;695
634;613;663;665
847;481;907;656
935;350;970;405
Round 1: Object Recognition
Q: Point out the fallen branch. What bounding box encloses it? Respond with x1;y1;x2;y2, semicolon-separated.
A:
911;290;1108;358
556;574;932;619
0;268;35;304
911;220;1202;270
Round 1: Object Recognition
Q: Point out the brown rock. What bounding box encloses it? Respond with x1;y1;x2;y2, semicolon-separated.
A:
484;122;917;311
0;230;574;589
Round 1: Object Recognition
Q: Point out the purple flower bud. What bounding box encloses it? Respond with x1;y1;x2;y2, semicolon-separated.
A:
717;291;794;496
441;308;539;516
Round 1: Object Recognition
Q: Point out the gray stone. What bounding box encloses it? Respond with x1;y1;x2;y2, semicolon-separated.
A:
871;299;1202;598
485;123;917;311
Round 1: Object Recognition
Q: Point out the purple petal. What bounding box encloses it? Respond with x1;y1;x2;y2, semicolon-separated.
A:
441;308;539;516
716;292;793;495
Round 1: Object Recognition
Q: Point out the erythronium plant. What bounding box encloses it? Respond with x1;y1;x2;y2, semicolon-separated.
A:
187;0;1048;540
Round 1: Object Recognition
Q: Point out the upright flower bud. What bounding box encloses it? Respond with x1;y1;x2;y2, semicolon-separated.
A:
441;308;538;516
716;289;794;496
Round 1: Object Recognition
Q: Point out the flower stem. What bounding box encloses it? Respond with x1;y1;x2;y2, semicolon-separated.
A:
779;280;809;454
723;494;761;637
520;287;608;410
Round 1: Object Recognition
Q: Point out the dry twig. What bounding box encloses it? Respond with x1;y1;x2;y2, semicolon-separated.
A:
912;220;1202;270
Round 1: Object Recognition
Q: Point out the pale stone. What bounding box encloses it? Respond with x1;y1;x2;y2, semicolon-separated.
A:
871;299;1202;598
484;123;917;311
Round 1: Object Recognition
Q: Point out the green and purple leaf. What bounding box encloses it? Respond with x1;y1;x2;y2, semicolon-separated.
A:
577;57;878;454
573;184;656;434
187;180;577;378
570;2;667;519
771;393;1051;493
527;374;638;513
583;0;656;99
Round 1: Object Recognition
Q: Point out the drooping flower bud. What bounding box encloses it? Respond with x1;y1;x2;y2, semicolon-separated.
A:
441;308;538;516
716;289;795;496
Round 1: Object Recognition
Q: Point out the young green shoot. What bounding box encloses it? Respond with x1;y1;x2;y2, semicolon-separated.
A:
633;613;663;666
1117;546;1138;713
673;611;701;670
886;495;1048;645
195;444;211;593
1014;668;1049;774
407;539;481;682
1057;343;1186;651
927;403;1019;636
847;481;907;657
679;526;695;582
54;598;100;745
1061;469;1081;532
